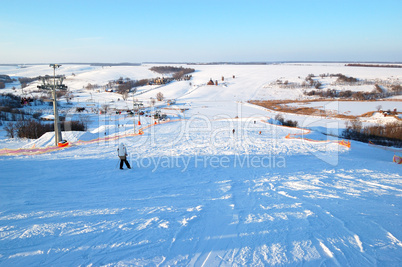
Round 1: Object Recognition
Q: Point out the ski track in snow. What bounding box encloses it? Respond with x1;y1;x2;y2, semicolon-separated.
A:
1;158;400;266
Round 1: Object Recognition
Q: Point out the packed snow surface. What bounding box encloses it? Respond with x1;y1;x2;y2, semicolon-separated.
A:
0;63;401;266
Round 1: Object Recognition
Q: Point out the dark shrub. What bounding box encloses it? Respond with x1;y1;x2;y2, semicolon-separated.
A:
13;119;86;139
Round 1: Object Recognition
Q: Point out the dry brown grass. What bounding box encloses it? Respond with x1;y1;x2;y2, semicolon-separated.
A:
249;99;402;121
361;111;402;120
361;111;376;117
394;114;402;121
249;100;359;120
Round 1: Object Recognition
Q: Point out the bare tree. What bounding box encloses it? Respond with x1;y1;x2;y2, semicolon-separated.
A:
150;97;156;106
117;83;130;95
156;92;164;101
86;83;94;90
122;91;128;101
79;114;91;130
65;90;74;104
101;104;109;114
4;122;16;138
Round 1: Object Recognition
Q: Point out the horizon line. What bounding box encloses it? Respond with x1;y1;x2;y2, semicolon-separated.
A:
1;60;402;66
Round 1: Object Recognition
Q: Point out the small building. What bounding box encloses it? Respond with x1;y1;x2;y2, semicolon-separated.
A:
207;79;214;85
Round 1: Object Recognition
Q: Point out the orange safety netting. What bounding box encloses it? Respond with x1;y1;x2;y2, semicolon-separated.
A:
261;118;351;148
0;119;178;157
0;146;67;156
284;132;351;148
393;155;402;164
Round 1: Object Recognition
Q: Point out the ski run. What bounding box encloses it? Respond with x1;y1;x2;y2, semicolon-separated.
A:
0;63;401;266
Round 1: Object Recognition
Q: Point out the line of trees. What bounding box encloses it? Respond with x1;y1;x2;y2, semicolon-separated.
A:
149;66;195;80
115;78;144;100
305;83;401;100
19;77;39;89
334;74;359;84
275;114;298;128
346;63;402;68
4;119;86;139
0;75;13;88
342;120;402;147
0;93;87;139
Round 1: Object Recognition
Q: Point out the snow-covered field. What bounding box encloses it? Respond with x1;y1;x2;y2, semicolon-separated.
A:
286;101;400;116
0;63;402;266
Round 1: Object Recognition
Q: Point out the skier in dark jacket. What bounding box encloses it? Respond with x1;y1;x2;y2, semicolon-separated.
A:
117;143;131;169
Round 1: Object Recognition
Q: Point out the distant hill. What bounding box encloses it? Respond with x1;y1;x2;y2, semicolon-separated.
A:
89;63;141;67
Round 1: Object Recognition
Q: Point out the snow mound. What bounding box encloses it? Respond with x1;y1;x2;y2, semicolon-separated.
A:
365;112;399;124
23;131;99;148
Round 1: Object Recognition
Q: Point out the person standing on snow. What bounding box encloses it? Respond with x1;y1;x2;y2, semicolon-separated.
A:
117;143;131;169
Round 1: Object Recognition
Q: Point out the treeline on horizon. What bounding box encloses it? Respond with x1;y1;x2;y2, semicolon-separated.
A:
346;63;402;68
2;62;402;67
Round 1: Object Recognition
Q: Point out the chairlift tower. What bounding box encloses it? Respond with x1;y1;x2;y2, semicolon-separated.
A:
37;64;67;146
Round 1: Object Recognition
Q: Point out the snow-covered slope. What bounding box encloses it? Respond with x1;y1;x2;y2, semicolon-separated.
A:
0;63;401;266
0;121;401;266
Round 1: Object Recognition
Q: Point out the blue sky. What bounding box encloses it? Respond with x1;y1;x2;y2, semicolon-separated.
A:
1;0;401;63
